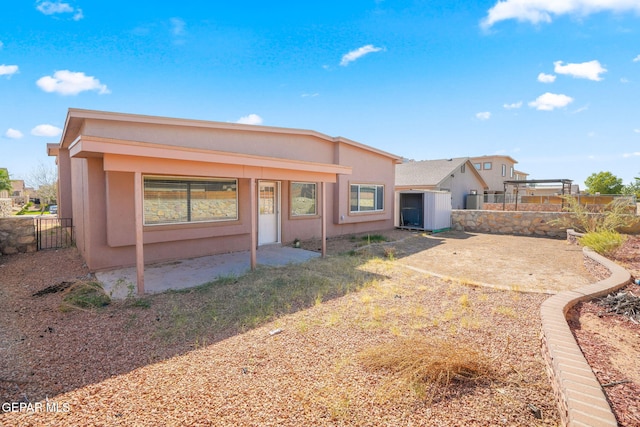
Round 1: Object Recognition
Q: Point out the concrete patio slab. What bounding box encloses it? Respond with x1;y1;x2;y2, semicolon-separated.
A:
96;245;320;299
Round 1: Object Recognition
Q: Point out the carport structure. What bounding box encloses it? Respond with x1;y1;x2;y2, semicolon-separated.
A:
503;179;573;211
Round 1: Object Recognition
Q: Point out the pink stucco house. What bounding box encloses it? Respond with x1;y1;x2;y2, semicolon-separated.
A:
48;109;401;294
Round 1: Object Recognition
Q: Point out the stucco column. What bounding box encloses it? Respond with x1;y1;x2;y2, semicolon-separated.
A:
250;178;257;270
321;181;326;258
134;171;145;295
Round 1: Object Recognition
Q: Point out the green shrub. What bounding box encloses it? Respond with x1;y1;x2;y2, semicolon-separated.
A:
579;231;627;256
554;196;638;233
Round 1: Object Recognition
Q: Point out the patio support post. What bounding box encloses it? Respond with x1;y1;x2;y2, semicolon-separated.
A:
321;181;327;258
134;171;145;295
250;178;257;270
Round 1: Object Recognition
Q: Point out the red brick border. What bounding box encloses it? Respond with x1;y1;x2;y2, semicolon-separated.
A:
540;247;631;426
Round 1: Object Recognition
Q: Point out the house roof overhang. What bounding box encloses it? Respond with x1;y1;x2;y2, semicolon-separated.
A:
70;136;351;182
56;108;403;164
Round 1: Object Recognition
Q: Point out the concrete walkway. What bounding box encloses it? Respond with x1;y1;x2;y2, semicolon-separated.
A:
96;245;320;299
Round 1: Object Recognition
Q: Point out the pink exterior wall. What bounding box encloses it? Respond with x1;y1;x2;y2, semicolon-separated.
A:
53;110;400;272
330;142;396;235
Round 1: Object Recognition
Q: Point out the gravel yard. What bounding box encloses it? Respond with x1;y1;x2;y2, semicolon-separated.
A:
0;231;612;426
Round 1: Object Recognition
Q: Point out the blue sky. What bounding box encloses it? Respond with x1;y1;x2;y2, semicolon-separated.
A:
1;0;639;188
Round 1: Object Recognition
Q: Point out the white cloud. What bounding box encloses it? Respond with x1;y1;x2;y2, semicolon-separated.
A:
170;18;186;36
634;129;640;133
5;128;24;139
0;41;4;49
620;77;630;83
528;92;574;111
475;112;491;120
0;64;19;77
537;72;556;83
36;1;83;20
36;70;110;95
481;0;640;29
633;55;640;62
31;124;63;137
340;45;384;66
554;60;607;81
236;114;263;125
503;101;522;109
623;152;640;158
301;93;319;98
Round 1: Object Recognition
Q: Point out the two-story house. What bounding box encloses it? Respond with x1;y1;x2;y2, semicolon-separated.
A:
469;155;528;203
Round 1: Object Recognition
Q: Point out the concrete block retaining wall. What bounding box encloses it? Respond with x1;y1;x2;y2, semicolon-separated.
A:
540;247;631;426
0;217;37;255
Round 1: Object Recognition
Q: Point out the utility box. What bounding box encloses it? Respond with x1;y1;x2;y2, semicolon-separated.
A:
465;192;483;210
395;190;452;232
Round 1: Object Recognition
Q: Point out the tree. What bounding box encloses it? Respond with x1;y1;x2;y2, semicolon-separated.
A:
622;174;640;199
584;171;623;195
0;168;12;195
26;162;58;207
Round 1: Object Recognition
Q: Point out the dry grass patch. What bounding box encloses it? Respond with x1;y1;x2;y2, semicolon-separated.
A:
59;281;111;312
359;335;495;403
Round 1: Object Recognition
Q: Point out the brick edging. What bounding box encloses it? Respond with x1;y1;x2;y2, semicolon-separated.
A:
540;247;631;427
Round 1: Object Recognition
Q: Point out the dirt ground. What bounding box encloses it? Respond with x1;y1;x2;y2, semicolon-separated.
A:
0;229;637;426
304;229;594;293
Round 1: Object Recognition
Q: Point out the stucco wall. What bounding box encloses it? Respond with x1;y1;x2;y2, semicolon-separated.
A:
484;202;563;212
0;216;36;255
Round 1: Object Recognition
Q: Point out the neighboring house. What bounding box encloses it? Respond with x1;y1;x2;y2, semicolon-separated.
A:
513;170;529;181
10;180;28;206
47;109;402;293
395;158;488;209
469;155;528;202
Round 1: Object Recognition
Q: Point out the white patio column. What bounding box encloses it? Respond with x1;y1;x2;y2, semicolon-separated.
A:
134;171;145;295
321;181;327;258
250;178;257;270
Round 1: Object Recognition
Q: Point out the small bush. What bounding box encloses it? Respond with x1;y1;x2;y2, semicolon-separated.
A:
555;196;638;233
60;281;111;311
359;336;494;402
579;231;627;256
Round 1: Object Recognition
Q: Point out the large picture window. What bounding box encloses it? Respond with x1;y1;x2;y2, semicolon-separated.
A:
350;184;384;213
290;182;317;216
143;177;238;225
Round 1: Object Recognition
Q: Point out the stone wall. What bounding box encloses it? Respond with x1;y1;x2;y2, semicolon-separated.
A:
452;209;640;237
451;210;569;238
0;199;11;217
0;217;37;255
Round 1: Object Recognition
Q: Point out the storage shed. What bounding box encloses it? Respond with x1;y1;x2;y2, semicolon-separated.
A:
395;190;452;232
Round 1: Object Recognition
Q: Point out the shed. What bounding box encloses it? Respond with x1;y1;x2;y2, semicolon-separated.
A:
394;190;452;232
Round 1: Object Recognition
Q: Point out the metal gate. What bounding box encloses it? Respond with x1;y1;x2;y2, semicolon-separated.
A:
36;217;74;250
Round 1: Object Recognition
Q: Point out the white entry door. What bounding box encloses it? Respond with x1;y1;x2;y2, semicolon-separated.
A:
258;181;280;245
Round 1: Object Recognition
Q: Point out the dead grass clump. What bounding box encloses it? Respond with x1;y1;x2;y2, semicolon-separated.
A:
60;281;111;311
359;335;494;402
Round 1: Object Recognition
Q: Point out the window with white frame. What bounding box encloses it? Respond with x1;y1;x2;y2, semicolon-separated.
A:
290;182;317;216
143;177;238;225
350;184;384;213
483;162;492;170
501;164;507;177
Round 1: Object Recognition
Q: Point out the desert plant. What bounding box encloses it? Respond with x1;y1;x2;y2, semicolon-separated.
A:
60;281;111;311
579;231;627;257
554;195;638;233
359;335;494;402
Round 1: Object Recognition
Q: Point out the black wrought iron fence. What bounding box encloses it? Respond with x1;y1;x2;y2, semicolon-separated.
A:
36;217;74;250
